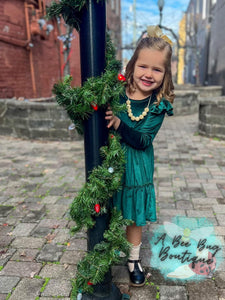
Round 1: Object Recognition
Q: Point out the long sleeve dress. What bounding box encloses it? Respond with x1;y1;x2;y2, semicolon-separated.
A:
113;91;173;226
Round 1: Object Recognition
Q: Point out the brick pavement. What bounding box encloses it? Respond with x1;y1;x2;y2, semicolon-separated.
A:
0;113;225;299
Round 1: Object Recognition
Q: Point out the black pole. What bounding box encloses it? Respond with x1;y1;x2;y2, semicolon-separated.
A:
79;1;122;299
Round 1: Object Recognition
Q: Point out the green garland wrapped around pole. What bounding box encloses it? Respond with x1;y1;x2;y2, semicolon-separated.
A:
47;0;131;299
78;1;122;299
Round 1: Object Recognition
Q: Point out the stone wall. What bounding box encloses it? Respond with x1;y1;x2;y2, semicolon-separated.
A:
199;96;225;140
173;85;223;116
0;98;82;141
1;85;225;141
173;90;199;116
2;93;201;142
197;86;223;98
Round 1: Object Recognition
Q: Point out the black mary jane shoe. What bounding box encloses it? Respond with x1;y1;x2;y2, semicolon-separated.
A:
128;259;145;287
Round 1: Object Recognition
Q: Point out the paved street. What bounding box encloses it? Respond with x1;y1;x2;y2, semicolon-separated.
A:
0;113;225;300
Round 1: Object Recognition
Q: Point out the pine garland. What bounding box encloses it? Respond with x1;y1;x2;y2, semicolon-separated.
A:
70;133;126;232
55;71;130;297
53;36;125;135
71;209;131;297
68;133;131;296
47;0;106;31
52;36;129;300
48;1;130;297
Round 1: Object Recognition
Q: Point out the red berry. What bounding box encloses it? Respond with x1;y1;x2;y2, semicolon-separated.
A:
110;134;114;139
118;73;126;82
91;102;98;111
87;281;93;285
94;204;100;213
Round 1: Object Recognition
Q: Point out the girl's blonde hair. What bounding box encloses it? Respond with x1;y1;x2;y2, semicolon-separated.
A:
125;37;175;104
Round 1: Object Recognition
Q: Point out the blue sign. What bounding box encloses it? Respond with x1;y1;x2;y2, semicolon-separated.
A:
150;216;223;281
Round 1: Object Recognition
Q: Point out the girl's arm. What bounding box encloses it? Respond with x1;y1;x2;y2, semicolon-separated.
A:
105;108;165;150
116;118;164;150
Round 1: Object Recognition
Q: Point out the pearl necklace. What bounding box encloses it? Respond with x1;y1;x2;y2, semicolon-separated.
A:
126;95;152;121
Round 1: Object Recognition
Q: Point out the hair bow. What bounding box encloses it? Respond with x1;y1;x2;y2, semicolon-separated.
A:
147;25;173;46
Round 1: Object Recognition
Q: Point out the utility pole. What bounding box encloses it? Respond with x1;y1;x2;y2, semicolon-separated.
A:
132;0;137;47
157;0;164;27
79;0;122;299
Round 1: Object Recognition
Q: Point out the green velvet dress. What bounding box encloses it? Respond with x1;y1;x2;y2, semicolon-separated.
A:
113;91;173;226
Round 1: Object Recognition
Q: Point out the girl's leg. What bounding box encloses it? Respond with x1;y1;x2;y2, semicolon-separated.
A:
126;223;142;245
126;223;145;286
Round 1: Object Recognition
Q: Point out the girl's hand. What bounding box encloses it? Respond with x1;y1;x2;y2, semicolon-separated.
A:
105;107;121;130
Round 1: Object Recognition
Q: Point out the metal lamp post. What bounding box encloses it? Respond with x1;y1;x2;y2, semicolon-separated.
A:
79;0;122;299
157;0;165;27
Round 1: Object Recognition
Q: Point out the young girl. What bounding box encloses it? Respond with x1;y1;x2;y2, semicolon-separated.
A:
105;26;175;287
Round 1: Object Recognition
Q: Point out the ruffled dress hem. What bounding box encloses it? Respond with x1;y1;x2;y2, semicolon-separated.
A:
113;182;157;226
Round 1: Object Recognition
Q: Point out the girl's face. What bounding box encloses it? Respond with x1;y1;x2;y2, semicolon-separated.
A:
132;47;166;98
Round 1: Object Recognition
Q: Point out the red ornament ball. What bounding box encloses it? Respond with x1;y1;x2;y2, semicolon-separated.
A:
94;204;101;213
91;102;98;111
118;73;126;82
87;281;93;286
110;134;114;139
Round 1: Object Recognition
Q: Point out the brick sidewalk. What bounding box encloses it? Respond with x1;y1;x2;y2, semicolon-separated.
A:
0;113;225;299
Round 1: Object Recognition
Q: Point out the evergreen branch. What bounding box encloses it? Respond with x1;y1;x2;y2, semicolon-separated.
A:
52;35;126;135
47;0;106;31
70;134;126;232
71;209;131;298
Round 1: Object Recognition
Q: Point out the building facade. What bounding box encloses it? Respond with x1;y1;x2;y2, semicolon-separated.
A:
185;0;211;85
184;0;225;93
107;0;122;61
177;14;186;85
208;0;225;92
0;0;122;99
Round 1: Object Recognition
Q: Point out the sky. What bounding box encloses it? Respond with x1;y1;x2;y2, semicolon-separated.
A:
121;0;190;61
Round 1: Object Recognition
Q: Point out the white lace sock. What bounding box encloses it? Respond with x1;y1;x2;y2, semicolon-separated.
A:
128;243;143;272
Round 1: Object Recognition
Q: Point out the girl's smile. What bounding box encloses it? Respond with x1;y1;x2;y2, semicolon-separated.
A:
131;48;166;99
141;79;154;86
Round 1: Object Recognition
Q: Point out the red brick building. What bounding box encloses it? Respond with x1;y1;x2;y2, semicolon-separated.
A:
0;0;121;99
106;0;122;61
